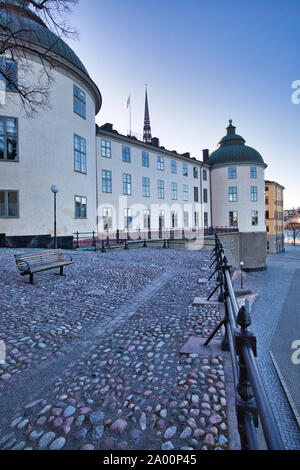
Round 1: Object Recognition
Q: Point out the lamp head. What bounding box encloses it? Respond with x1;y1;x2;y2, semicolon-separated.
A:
51;185;59;194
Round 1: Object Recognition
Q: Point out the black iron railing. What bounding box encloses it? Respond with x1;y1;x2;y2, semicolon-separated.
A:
205;234;283;450
73;227;239;250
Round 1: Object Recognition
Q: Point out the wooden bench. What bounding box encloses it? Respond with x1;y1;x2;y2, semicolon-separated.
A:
15;250;74;284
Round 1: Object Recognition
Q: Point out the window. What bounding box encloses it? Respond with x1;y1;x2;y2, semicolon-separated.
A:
184;211;189;227
171;160;177;174
0;117;18;161
250;167;257;179
228;186;237;202
203;188;208;204
171;182;177;200
142;151;149;167
228;168;237;179
0;57;17;91
158;180;164;199
229;211;238;227
203;169;207;181
194;187;199;202
204;212;208;228
159;210;165;229
124;208;132;229
231;240;236;250
194;167;199;179
194;211;199;227
123;173;132;195
0;190;18;218
122;146;131;163
103;208;112;230
142;177;150;197
102;170;112;193
252;210;258;226
223;241;227;251
266;211;269;220
251;186;258;202
183;163;188;176
171;211;178;228
265;197;269;205
74;135;86;173
267;225;269;233
73;85;86;118
157;155;164;171
144;209;151;229
101;139;111;158
183;184;189;201
75;196;87;219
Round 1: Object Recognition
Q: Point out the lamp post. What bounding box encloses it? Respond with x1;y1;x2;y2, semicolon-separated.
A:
51;185;59;249
240;261;244;290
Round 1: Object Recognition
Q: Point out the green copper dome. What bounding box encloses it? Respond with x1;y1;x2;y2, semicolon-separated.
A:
209;121;265;166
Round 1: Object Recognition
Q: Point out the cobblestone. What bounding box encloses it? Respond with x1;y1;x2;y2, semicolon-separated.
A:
0;248;229;450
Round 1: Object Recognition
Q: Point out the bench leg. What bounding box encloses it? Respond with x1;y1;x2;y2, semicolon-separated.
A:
59;267;66;276
29;273;34;285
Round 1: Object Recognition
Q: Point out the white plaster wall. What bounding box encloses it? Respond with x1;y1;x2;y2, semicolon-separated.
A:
0;58;98;236
96;133;211;232
211;163;266;232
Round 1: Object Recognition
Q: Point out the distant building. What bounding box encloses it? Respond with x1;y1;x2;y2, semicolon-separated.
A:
265;181;285;253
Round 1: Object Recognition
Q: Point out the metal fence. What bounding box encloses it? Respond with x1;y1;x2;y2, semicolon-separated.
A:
73;227;239;250
205;234;283;450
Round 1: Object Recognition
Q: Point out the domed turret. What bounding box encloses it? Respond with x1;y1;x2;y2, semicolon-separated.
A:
209;120;265;167
0;0;89;77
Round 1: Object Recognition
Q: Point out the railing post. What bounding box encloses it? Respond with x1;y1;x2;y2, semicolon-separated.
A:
235;306;259;450
76;231;79;249
101;240;105;253
116;229;119;244
143;239;147;248
221;256;230;351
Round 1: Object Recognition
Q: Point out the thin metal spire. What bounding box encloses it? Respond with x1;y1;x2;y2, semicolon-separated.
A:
143;84;152;143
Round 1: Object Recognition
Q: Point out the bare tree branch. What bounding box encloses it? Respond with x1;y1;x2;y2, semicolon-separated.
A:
0;0;79;116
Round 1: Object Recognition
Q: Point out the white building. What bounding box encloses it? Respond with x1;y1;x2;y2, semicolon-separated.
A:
0;1;267;269
96;123;211;237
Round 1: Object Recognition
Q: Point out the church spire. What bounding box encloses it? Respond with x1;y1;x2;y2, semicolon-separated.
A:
143;84;152;143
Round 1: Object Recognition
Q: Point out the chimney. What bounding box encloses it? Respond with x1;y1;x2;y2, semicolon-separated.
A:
151;137;160;147
100;123;113;132
203;149;209;164
182;152;191;159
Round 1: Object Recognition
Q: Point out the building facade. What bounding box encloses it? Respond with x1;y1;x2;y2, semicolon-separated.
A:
0;1;269;270
97;123;211;236
265;181;285;253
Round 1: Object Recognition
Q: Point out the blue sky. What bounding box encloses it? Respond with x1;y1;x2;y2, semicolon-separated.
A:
67;0;300;208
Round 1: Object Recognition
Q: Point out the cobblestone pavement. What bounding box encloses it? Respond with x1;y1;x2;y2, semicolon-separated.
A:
0;248;230;451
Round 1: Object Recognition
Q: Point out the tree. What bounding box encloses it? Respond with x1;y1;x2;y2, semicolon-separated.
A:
0;0;79;115
285;221;300;246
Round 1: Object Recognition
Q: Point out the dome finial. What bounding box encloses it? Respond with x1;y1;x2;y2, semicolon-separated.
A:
227;119;236;135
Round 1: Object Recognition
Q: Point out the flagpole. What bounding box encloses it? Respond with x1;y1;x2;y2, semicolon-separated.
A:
129;93;132;136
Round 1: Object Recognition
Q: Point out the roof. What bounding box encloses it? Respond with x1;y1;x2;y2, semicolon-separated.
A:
0;1;88;76
97;123;207;166
209;121;265;167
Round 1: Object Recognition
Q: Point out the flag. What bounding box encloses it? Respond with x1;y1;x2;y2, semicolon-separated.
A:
125;94;131;109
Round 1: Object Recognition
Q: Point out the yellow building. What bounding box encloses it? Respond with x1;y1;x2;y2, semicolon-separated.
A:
265;181;285;253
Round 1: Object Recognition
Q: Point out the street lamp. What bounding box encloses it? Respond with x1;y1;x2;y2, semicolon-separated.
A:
240;261;244;290
51;185;59;249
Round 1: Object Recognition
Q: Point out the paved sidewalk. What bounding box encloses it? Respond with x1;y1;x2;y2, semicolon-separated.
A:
0;248;231;451
250;245;300;450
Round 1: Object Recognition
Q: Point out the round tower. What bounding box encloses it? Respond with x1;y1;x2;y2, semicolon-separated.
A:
209;121;267;270
0;0;102;243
